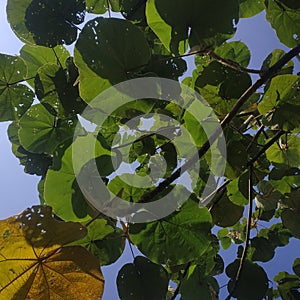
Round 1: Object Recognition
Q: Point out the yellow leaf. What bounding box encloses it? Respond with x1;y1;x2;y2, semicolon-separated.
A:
0;206;104;299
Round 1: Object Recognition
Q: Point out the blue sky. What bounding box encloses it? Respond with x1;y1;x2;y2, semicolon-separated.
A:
1;2;300;299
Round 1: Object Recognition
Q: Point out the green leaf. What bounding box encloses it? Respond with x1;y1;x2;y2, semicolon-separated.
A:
34;61;86;117
254;181;282;211
69;219;123;265
293;258;300;277
214;41;251;68
6;0;35;44
44;134;112;221
120;0;147;24
261;49;294;74
117;256;169;300
227;172;249;205
218;228;232;250
146;0;239;55
226;259;269;300
281;189;300;238
258;223;291;248
0;54;34;121
19;104;77;154
180;265;219;300
239;0;265;18
75;17;151;98
265;0;300;47
224;130;249;179
250;237;275;262
25;0;86;47
258;75;300;130
259;75;300;113
194;42;252;116
210;193;244;227
129;199;212;265
274;271;300;299
20;44;70;86
280;0;300;9
86;0;121;13
266;134;300;168
270;164;300;194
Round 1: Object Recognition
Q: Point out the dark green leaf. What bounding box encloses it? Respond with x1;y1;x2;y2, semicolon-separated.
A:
226;259;269;300
146;0;239;55
266;134;300;168
130;199;212;265
20;44;70;86
69;219;123;265
117;256;169;300
34;61;86;117
25;0;85;47
180;265;219;300
44;134;112;221
75;17;151;98
274;271;300;299
210;194;244;227
293;258;300;277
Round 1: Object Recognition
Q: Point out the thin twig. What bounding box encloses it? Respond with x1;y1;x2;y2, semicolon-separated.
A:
52;48;63;69
225;164;254;300
246;124;265;152
106;0;111;18
138;44;300;204
207;179;232;211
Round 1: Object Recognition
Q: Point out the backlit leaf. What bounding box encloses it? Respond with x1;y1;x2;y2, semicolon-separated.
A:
0;206;104;299
19;104;77;154
0;54;34;121
129;199;212;265
146;0;239;55
265;0;300;47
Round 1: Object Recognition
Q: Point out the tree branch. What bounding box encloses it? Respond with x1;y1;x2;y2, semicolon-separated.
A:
139;44;300;204
225;164;254;300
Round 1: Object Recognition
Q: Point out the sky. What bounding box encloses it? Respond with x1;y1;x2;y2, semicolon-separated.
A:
0;1;300;299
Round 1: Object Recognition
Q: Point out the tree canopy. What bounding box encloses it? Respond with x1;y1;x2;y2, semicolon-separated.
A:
0;0;300;299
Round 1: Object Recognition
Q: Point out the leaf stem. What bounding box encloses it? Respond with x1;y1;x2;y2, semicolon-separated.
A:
225;164;254;300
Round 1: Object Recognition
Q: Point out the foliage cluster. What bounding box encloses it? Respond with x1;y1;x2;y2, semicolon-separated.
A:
0;0;300;299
